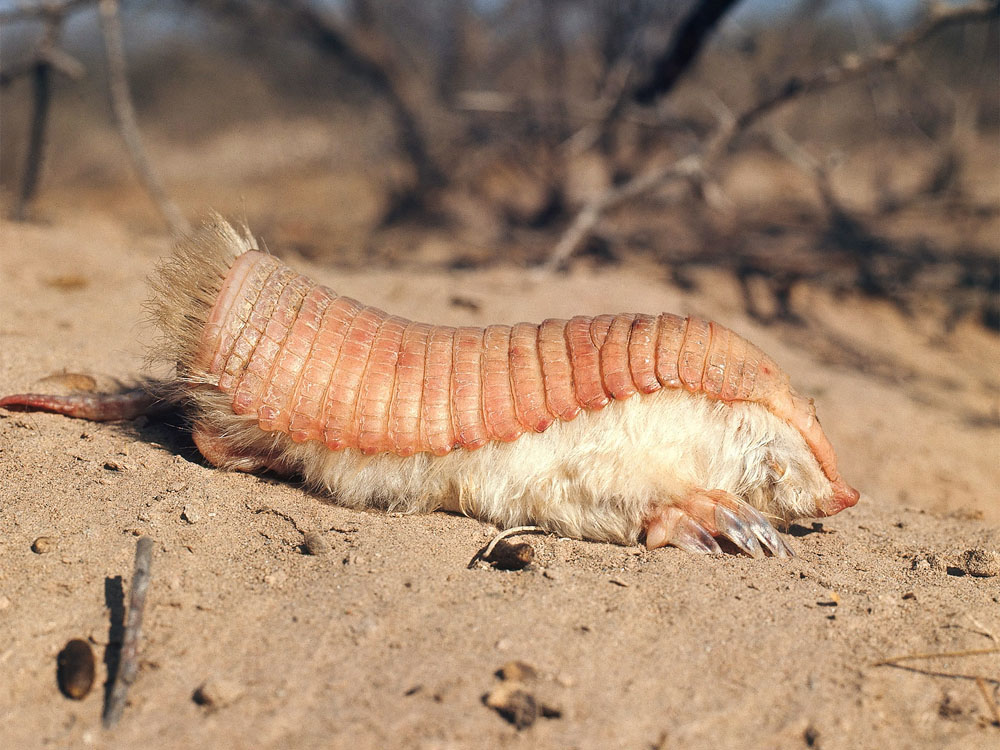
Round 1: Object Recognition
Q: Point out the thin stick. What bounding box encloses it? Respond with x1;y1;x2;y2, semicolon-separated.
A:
878;663;1000;685
103;536;154;729
98;0;189;236
977;677;1000;725
874;647;1000;665
468;525;545;569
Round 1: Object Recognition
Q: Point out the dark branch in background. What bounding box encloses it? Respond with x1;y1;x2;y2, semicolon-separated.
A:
192;0;445;203
0;46;84;88
99;0;190;235
543;0;1000;273
0;0;92;24
633;0;744;105
9;9;72;222
14;29;54;221
279;0;446;193
736;0;1000;130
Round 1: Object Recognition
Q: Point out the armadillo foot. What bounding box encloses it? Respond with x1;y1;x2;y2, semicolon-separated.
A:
643;489;793;558
192;423;289;475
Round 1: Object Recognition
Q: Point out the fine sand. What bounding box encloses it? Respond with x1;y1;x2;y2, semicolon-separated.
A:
1;211;998;749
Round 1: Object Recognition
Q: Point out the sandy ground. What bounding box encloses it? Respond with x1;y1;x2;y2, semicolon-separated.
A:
1;209;998;750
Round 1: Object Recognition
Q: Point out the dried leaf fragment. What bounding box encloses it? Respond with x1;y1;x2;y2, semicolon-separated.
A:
497;660;538;683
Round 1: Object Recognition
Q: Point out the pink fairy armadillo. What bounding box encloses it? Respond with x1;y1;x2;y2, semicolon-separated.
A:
1;218;859;556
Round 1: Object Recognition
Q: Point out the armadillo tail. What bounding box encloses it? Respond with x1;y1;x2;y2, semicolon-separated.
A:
0;389;162;421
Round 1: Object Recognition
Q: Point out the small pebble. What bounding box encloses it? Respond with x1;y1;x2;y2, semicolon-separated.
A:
486;540;534;570
57;639;95;700
961;548;999;578
193;678;244;710
483;680;561;730
302;531;330;556
484;684;538;730
32;536;55;554
497;660;538;683
181;505;201;524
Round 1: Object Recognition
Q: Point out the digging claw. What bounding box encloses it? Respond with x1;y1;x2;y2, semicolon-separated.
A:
729;502;794;558
672;516;723;555
645;488;795;558
714;505;764;558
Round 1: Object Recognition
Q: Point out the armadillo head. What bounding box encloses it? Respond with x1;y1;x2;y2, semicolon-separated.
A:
815;475;861;517
759;389;860;520
786;394;859;517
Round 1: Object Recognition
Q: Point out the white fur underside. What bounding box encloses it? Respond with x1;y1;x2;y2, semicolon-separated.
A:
190;386;832;545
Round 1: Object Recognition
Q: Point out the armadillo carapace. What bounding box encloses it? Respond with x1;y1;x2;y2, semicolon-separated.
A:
1;218;859;556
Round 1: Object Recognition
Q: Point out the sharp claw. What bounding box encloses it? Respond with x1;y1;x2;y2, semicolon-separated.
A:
671;516;723;555
731;503;793;558
772;534;795;558
714;505;764;558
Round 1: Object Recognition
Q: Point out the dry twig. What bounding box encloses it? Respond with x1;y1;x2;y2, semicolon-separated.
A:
98;0;189;235
874;645;1000;724
875;646;1000;666
977;677;1000;725
736;0;1000;131
103;536;155;729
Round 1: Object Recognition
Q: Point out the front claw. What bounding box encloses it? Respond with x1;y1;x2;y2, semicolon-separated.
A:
644;507;722;554
643;489;794;558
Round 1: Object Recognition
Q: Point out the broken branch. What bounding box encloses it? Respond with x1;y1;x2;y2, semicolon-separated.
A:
543;0;998;272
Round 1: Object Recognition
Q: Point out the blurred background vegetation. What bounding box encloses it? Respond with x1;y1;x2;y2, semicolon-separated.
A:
1;0;997;329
